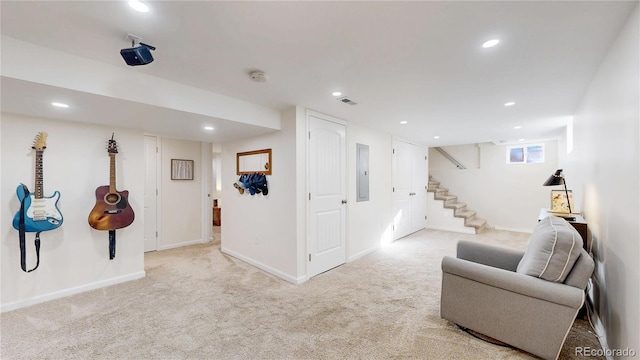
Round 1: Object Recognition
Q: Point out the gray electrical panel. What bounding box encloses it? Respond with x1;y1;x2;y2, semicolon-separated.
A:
356;143;370;202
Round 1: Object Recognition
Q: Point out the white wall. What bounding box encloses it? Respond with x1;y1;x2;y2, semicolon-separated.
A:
430;144;480;169
221;107;396;283
1;115;213;311
1;114;145;311
429;141;559;232
221;112;300;282
347;123;393;259
159;137;207;249
561;5;639;354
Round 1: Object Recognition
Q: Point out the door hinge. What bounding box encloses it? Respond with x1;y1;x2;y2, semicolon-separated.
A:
309;131;311;139
155;231;158;237
309;254;311;261
156;189;158;196
425;156;427;160
393;148;395;154
156;146;158;153
309;193;311;200
393;187;395;192
425;215;427;220
392;225;395;231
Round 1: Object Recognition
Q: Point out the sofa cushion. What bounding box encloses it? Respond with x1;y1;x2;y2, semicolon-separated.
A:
516;216;583;282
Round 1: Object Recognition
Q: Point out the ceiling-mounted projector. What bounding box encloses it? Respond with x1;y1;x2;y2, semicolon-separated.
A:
120;42;155;66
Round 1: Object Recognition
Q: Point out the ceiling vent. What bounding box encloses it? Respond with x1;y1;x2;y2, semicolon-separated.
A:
337;96;357;105
249;71;268;83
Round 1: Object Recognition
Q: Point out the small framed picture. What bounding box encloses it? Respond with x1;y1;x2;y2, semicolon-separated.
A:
171;159;194;180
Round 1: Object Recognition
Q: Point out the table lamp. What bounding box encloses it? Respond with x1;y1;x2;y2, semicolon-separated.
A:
543;169;574;218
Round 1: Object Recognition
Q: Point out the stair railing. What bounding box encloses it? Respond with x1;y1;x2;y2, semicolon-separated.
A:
434;147;466;169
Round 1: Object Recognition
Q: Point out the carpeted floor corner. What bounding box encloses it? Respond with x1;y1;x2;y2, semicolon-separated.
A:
1;228;603;359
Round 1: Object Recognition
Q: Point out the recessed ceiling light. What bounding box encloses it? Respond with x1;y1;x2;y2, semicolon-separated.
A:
51;102;69;108
128;0;149;13
400;121;408;125
204;126;214;131
332;91;342;97
513;125;522;129
482;39;500;48
504;101;515;107
434;136;440;139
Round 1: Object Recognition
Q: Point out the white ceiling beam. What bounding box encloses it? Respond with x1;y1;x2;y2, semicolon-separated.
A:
1;36;281;131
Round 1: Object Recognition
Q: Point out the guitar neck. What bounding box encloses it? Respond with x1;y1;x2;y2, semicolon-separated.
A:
109;153;117;193
34;150;44;199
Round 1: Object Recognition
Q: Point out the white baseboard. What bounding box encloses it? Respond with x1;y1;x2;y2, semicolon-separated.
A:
221;245;381;284
493;226;533;234
425;225;476;234
594;318;612;360
221;247;303;284
585;300;612;360
159;238;206;251
0;271;146;313
349;245;379;262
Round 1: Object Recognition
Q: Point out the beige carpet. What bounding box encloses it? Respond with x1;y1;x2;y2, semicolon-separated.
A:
1;228;603;359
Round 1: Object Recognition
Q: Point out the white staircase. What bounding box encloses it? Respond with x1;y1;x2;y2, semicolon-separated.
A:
426;176;486;234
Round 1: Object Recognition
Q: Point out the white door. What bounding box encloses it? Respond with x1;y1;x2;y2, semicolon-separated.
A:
144;135;158;252
392;140;413;239
411;146;428;233
308;113;347;278
392;139;427;240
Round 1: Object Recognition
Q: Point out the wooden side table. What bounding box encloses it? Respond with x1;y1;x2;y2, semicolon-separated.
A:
538;208;588;251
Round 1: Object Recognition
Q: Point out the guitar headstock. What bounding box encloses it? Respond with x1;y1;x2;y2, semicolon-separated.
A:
32;132;48;151
107;133;119;154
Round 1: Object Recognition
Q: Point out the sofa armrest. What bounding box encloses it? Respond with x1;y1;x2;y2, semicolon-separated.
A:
442;255;585;309
456;240;524;272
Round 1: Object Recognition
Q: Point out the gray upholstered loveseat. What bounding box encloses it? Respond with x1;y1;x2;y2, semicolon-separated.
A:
440;216;595;360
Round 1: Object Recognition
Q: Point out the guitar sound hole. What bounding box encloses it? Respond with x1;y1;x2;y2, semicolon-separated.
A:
104;193;121;205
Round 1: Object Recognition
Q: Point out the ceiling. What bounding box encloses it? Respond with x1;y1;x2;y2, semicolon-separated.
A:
1;1;636;146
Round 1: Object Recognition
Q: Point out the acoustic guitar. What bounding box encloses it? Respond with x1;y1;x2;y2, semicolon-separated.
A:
88;134;135;231
12;132;63;232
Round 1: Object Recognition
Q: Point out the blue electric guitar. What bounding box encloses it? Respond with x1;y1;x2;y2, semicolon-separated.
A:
12;132;63;232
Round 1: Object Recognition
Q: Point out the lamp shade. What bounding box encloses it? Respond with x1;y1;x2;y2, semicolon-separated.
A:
543;169;565;186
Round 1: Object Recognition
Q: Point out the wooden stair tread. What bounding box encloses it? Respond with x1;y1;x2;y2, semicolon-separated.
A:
444;202;466;209
429;175;487;234
466;217;487;228
436;194;457;201
455;209;476;218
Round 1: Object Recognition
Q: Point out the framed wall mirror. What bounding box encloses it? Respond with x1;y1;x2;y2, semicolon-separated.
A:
236;148;272;175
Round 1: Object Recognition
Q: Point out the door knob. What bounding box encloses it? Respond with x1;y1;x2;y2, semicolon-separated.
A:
341;199;348;204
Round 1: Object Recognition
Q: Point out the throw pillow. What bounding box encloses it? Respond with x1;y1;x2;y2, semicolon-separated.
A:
516;216;583;282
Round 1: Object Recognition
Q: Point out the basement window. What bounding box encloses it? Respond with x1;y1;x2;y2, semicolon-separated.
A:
507;144;544;164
